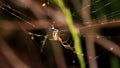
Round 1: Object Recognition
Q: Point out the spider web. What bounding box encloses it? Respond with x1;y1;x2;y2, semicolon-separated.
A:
0;0;120;67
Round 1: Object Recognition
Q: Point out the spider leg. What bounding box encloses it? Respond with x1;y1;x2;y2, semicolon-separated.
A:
59;39;74;52
28;32;48;52
40;35;48;52
63;43;74;51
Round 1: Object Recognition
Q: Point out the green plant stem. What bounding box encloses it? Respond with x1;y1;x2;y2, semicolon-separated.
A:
110;55;119;68
54;0;86;68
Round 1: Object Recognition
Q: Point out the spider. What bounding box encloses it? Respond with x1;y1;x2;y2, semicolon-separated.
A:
28;25;74;52
0;1;74;53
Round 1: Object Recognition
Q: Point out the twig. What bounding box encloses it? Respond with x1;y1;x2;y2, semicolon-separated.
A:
81;0;98;68
51;41;67;68
0;37;30;68
95;34;120;57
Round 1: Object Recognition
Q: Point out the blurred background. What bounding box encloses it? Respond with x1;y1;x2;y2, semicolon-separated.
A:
0;0;120;68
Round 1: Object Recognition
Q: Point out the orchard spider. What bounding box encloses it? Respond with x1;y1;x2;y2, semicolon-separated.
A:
28;25;74;52
0;1;74;52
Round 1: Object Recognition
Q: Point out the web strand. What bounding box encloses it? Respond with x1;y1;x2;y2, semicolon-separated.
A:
0;0;120;66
